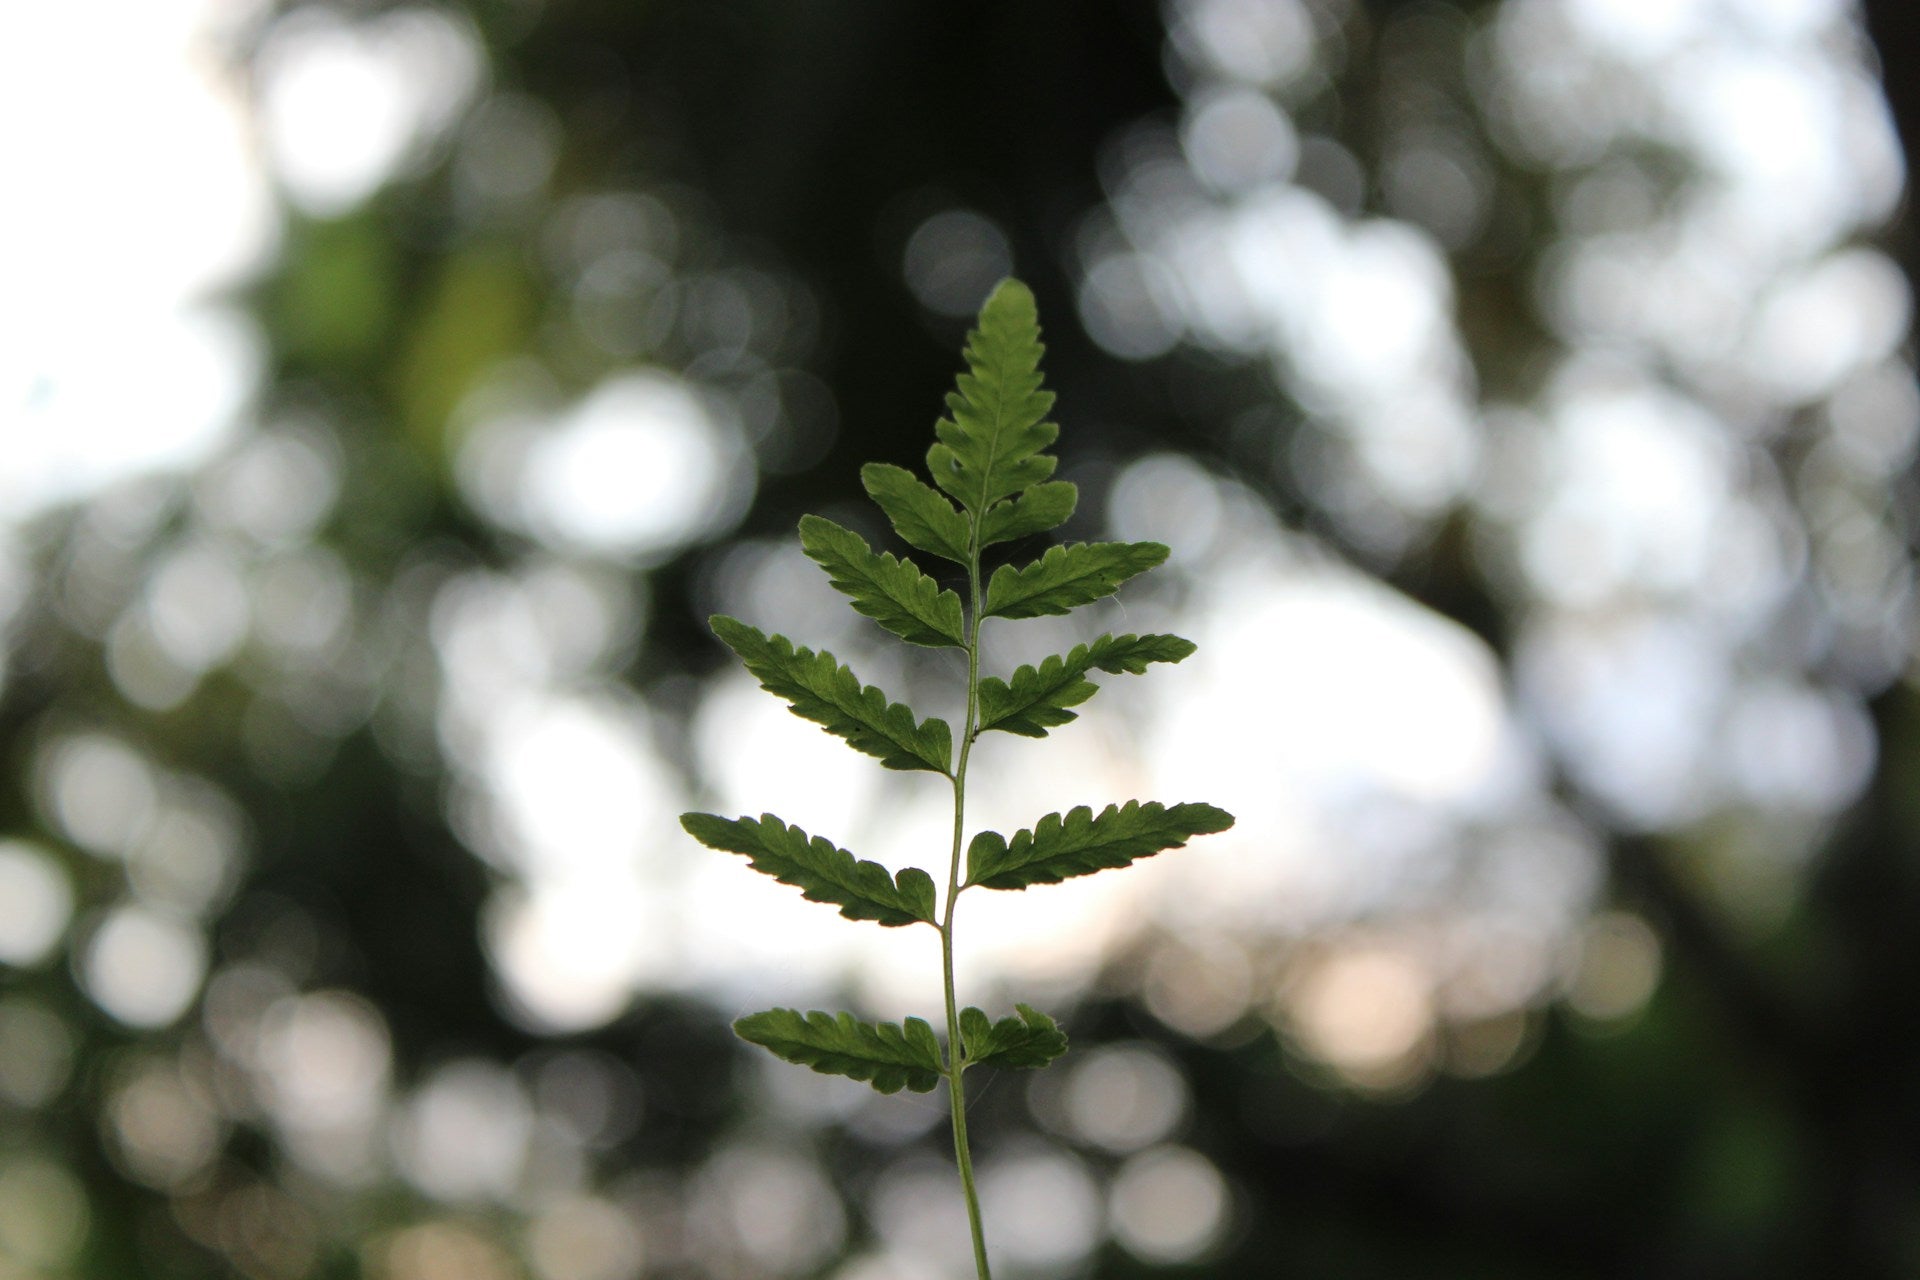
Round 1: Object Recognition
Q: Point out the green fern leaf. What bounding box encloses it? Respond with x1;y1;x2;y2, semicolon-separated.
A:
926;279;1059;516
710;615;952;774
982;541;1169;620
959;1004;1068;1070
860;463;971;564
979;480;1077;549
966;800;1235;890
735;1008;945;1094
680;812;936;927
977;632;1196;738
798;515;964;649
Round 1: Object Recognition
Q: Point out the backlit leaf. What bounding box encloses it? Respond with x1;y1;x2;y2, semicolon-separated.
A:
926;279;1059;515
966;800;1235;890
735;1008;945;1094
680;812;935;927
981;541;1169;620
861;462;970;564
977;632;1196;738
959;1004;1068;1071
710;615;952;774
799;515;964;649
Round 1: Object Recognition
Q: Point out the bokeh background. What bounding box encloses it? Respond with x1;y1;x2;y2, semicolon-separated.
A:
5;0;1920;1275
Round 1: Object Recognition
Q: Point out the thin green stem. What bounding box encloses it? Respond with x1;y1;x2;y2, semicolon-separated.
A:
942;528;992;1280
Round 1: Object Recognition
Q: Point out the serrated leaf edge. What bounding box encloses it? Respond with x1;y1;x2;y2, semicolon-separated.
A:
679;811;936;927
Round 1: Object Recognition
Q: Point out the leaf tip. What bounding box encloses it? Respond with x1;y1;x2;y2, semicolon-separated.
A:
982;276;1036;318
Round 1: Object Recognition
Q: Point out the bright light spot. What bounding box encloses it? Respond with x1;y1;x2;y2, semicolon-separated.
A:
482;696;676;876
1518;612;1727;828
1673;47;1844;233
1114;177;1481;521
1059;1045;1189;1153
1564;0;1705;61
1519;375;1735;606
978;1149;1103;1271
197;428;342;547
0;1157;89;1269
1111;454;1225;566
1287;944;1435;1086
0;842;72;967
146;538;251;674
432;570;565;714
107;1059;221;1189
2;308;262;517
1;2;274;300
106;613;200;712
484;879;656;1032
1183;87;1298;193
201;962;295;1064
1293;220;1452;397
1109;1145;1231;1264
394;1062;532;1204
1;0;273;518
1078;253;1182;359
1748;249;1911;403
528;1195;644;1280
79;906;207;1029
903;209;1014;318
1567;911;1661;1022
696;1146;846;1275
1743;0;1849;38
1827;361;1920;476
832;1252;947;1280
1142;940;1254;1038
375;1221;518;1280
129;792;244;916
1435;868;1591;1015
40;734;158;859
256;991;392;1132
1721;680;1874;813
463;372;752;561
256;6;485;216
870;1159;975;1267
255;547;356;661
1169;0;1318;88
1162;568;1508;805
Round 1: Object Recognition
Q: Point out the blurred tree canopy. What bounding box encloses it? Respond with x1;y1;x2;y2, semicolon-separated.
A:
3;1;1920;1278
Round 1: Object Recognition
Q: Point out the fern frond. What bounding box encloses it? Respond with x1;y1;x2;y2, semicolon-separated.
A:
960;1004;1068;1070
966;800;1234;890
925;280;1059;516
735;1008;945;1094
680;812;936;927
976;632;1196;738
799;515;964;648
710;615;952;774
982;541;1169;620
